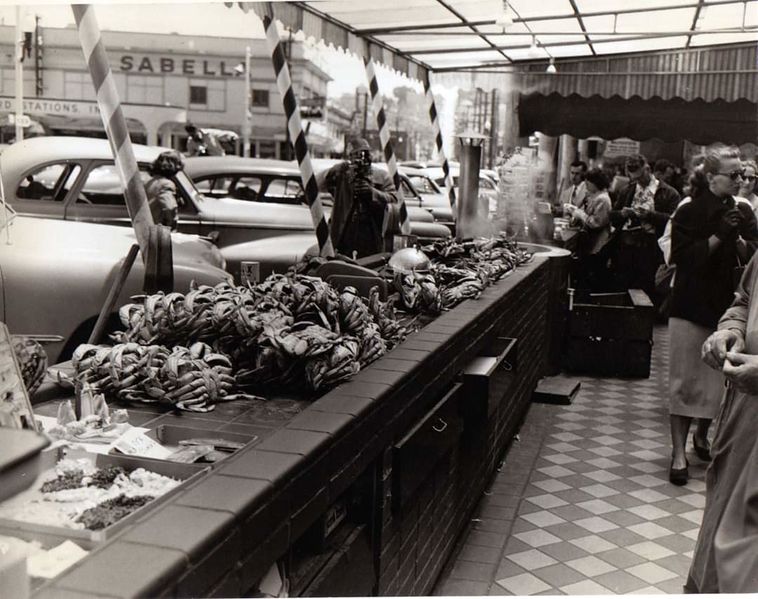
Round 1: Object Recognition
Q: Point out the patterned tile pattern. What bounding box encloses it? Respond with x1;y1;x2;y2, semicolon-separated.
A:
435;326;708;595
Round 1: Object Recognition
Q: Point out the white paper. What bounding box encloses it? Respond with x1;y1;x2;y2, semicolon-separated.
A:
111;427;172;459
27;540;88;580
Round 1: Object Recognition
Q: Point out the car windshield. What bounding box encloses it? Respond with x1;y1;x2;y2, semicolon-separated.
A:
176;170;205;205
409;175;441;194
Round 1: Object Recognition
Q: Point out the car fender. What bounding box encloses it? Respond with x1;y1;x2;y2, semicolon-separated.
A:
218;233;319;281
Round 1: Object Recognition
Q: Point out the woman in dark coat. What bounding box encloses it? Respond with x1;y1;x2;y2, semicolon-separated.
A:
668;146;758;487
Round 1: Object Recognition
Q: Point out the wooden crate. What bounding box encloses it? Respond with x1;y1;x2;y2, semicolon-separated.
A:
565;289;654;378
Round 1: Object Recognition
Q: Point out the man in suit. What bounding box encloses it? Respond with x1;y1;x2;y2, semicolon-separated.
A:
558;160;588;213
609;154;680;305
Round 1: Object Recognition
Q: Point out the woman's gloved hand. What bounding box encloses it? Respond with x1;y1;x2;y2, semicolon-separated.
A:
716;208;742;240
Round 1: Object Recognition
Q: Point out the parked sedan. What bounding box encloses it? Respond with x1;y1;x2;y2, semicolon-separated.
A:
399;166;454;223
2;138;447;280
1;137;325;280
0;205;231;363
185;156;452;239
420;166;498;215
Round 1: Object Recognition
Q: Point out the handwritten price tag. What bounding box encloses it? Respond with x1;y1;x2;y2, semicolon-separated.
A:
112;428;171;460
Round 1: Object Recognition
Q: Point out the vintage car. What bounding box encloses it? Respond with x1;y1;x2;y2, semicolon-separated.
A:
399;166;454;223
420;165;498;215
185;155;454;234
2;138;448;279
0;205;231;363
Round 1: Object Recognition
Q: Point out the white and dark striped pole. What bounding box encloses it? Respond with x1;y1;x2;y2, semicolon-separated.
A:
71;4;153;257
364;57;411;236
424;76;457;219
262;5;334;257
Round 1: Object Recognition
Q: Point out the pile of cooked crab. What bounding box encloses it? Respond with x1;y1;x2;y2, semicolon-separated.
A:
392;234;532;313
70;274;410;410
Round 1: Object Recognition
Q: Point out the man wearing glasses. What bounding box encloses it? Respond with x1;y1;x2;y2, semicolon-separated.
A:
608;154;680;306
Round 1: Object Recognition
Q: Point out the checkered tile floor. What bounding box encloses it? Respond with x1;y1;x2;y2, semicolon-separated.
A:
434;325;709;595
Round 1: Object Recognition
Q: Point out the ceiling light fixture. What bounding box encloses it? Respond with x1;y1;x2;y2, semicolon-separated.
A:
546;57;557;74
528;35;540;58
495;0;514;31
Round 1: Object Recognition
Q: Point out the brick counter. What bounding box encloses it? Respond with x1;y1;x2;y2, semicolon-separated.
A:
35;252;562;598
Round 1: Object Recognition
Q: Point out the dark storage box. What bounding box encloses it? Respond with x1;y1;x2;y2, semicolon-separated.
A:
565;289;654;377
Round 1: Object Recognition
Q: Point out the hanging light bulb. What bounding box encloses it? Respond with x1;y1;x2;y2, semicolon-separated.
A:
546;57;557;74
528;35;540;58
495;1;513;31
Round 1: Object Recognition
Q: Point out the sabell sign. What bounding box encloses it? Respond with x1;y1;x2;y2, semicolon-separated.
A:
119;55;240;77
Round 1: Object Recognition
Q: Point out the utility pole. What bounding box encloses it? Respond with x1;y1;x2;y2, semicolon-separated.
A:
34;15;43;97
14;5;23;142
242;45;251;157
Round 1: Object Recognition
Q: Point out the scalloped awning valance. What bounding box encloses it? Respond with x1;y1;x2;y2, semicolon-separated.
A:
518;92;758;145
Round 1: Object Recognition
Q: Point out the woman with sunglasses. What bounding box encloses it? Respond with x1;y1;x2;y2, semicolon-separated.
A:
688;156;758;593
668;146;758;491
737;160;757;215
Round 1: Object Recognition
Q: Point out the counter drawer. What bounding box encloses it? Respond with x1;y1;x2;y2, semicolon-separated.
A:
392;383;463;511
461;337;518;426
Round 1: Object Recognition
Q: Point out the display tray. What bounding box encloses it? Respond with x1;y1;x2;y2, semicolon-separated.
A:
142;424;259;463
0;448;207;550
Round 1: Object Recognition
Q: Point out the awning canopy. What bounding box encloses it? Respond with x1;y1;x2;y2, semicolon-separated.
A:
239;0;758;78
518;92;758;145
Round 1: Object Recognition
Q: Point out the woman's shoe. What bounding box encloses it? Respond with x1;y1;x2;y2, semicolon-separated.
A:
669;459;689;486
693;435;712;462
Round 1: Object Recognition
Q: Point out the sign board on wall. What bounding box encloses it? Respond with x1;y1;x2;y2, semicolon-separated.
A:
604;138;641;158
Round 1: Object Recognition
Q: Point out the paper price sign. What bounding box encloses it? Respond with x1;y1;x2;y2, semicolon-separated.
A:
112;428;172;459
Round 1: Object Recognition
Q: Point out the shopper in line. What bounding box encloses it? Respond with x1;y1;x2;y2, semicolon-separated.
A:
323;137;399;258
608;154;680;306
145;150;185;230
564;167;612;291
668;146;758;488
690;246;758;593
558;160;587;213
737;159;758;215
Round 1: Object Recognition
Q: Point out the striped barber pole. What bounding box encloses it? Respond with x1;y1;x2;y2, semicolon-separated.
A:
72;4;153;257
424;78;457;219
262;8;334;257
364;58;411;236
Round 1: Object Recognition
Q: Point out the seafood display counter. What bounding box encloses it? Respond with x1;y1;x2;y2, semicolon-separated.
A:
16;248;565;598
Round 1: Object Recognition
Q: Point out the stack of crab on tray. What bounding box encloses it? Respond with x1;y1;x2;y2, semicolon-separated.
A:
68;234;530;413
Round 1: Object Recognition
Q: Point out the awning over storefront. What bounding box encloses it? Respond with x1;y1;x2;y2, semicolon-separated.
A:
518;92;758;146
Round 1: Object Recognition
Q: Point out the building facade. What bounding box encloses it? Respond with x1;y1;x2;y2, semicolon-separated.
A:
0;25;333;157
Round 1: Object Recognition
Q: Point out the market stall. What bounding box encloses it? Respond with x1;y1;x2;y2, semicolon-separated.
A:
1;239;568;597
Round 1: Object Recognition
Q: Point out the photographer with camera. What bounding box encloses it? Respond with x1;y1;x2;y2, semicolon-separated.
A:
323;137;399;258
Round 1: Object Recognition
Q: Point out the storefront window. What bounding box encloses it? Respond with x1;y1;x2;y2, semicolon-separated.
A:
252;89;269;108
189;80;225;111
189;85;207;105
127;75;164;105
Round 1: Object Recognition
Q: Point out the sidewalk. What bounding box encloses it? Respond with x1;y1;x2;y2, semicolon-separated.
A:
434;325;709;595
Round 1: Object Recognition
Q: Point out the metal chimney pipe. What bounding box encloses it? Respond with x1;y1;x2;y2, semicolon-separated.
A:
456;130;488;240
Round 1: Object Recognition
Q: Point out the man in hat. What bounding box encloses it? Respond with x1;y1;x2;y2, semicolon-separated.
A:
185;122;225;157
323;137;399;258
608;153;680;306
